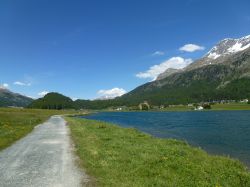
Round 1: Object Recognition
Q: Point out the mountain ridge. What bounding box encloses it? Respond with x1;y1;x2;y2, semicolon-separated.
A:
0;88;33;107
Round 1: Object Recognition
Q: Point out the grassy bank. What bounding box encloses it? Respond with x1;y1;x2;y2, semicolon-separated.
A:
211;103;250;110
0;108;76;150
67;117;250;187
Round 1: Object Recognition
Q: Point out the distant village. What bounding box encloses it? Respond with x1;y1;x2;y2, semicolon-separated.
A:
113;99;249;111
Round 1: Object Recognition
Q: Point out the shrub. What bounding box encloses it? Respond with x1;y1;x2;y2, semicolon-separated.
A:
202;103;211;109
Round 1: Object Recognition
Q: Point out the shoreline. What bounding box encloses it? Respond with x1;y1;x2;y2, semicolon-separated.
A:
66;117;250;186
78;111;250;169
89;103;250;112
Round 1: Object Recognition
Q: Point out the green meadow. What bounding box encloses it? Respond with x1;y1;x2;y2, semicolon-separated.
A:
67;117;250;187
0;108;76;150
1;108;250;186
211;103;250;110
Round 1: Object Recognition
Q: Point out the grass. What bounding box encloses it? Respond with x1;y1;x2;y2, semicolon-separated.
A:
0;107;77;150
160;105;191;111
66;117;250;187
211;103;250;110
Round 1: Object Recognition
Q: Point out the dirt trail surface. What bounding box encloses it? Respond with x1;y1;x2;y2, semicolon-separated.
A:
0;116;89;187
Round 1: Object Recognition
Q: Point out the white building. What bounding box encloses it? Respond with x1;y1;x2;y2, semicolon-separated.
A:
195;106;204;111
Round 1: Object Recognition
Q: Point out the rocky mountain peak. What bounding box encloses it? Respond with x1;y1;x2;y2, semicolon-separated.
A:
205;35;250;60
184;34;250;71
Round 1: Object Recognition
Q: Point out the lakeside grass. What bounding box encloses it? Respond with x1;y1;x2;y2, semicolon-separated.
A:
0;108;77;150
67;117;250;187
160;105;191;111
211;103;250;110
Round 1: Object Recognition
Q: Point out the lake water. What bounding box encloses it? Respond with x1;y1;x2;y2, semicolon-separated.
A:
81;111;250;167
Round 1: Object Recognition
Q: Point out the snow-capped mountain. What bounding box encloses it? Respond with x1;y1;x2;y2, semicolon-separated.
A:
205;35;250;59
185;34;250;71
155;34;250;80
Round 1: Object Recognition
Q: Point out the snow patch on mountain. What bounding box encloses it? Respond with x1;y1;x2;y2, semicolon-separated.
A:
206;35;250;59
207;52;221;59
227;42;250;53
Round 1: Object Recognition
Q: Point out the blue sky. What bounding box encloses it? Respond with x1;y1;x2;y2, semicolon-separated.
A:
1;0;250;99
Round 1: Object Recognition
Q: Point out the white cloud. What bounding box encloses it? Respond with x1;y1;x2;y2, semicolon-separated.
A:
152;51;165;56
38;91;49;97
136;57;193;80
14;81;31;86
0;83;9;89
179;44;205;52
97;88;126;99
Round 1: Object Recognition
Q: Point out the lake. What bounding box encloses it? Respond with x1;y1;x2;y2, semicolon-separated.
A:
81;111;250;167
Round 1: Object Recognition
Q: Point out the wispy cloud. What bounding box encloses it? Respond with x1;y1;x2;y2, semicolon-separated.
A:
179;44;205;52
14;81;31;86
38;91;49;97
97;88;126;99
136;57;193;80
152;51;165;56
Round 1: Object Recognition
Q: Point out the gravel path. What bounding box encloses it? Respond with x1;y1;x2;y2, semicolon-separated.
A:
0;116;89;187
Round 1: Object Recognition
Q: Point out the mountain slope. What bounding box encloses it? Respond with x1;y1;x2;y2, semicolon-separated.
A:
156;68;181;80
118;36;250;106
0;88;33;107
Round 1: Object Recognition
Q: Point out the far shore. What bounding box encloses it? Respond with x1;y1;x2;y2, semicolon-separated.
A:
90;103;250;112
